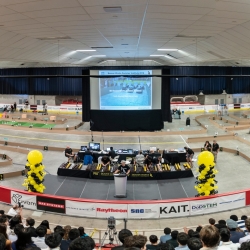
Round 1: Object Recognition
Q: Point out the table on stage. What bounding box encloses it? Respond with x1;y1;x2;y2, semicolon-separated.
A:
162;151;186;164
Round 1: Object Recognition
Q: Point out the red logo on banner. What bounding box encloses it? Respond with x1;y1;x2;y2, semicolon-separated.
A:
97;208;127;213
38;201;64;209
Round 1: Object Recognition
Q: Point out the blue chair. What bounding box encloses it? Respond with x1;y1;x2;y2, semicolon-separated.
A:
83;155;93;165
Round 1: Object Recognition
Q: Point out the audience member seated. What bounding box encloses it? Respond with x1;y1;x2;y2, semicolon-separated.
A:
101;156;110;170
0;211;4;217
146;235;158;250
124;235;147;250
8;224;24;243
39;221;51;235
226;219;245;243
69;237;95;250
65;146;77;163
0;224;11;250
158;243;175;250
237;215;248;234
208;218;215;226
32;226;48;250
7;205;22;218
166;231;179;248
204;141;212;152
160;227;172;243
239;242;250;250
214;220;227;231
45;233;62;250
60;228;80;250
175;232;189;250
9;217;21;234
187;238;202;250
25;218;37;237
112;229;133;250
218;228;240;250
78;227;88;238
11;228;36;250
135;151;145;165
53;226;65;238
0;233;6;250
200;225;220;250
239;218;250;244
63;226;71;240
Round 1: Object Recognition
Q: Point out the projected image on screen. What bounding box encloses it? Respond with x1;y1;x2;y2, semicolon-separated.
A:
99;70;152;110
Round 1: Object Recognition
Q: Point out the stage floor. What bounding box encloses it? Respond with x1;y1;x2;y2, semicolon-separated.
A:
43;174;197;200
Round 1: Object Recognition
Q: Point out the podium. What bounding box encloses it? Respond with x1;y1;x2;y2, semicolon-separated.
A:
114;174;127;198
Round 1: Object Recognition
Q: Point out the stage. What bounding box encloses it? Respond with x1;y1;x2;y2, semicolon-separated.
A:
43;174;197;200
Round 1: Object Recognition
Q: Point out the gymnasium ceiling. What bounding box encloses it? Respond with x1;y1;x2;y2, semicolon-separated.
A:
1;0;250;68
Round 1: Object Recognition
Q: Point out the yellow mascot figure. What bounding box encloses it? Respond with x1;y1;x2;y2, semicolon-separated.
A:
194;151;218;197
22;150;46;193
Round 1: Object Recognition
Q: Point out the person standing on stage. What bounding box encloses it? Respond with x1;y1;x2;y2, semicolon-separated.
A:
108;147;116;160
101;155;110;170
114;160;130;175
184;146;194;168
204;141;212;152
212;140;219;163
13;102;17;111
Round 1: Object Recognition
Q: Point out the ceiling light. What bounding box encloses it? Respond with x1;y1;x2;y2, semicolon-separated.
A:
158;49;178;51
81;56;92;61
92;55;106;57
76;50;96;52
107;60;116;61
103;7;122;13
150;55;165;57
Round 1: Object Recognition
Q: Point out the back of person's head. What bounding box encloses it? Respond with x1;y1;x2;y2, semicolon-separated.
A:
218;220;226;225
177;232;189;246
0;233;6;250
164;227;171;235
0;211;4;216
0;216;7;225
78;227;86;237
14;224;24;236
245;218;250;232
157;243;175;250
24;247;41;250
0;224;7;239
45;233;62;249
241;215;248;221
188;229;194;238
209;218;215;225
110;147;113;150
26;218;35;227
187;238;203;250
200;225;220;248
10;217;21;229
69;237;95;250
191;232;200;239
54;226;63;232
40;220;50;229
124;235;147;249
220;228;230;242
15;215;22;223
16;228;33;250
184;147;187;150
149;235;158;244
171;230;178;240
35;226;47;238
230;215;238;221
68;229;80;241
239;242;250;250
63;225;71;240
195;226;202;233
118;229;133;244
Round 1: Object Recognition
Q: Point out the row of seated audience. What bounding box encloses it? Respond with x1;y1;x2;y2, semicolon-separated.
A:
0;207;250;250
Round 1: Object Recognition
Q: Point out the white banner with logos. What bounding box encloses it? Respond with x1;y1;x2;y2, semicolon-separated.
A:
65;200;96;217
159;201;190;218
189;198;219;215
218;193;245;212
128;203;159;218
95;203;128;218
11;191;37;210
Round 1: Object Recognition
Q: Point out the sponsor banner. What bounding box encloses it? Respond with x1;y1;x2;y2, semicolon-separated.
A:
128;203;159;219
159;201;190;218
96;203;128;218
189;198;218;215
66;200;96;217
36;196;65;214
219;193;245;211
11;191;37;210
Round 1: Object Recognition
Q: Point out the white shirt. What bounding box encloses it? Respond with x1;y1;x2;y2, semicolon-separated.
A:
8;231;17;243
239;234;250;244
218;241;239;250
7;208;18;217
32;237;48;250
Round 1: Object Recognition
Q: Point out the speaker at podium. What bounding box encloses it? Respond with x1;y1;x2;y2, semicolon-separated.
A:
114;174;127;198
